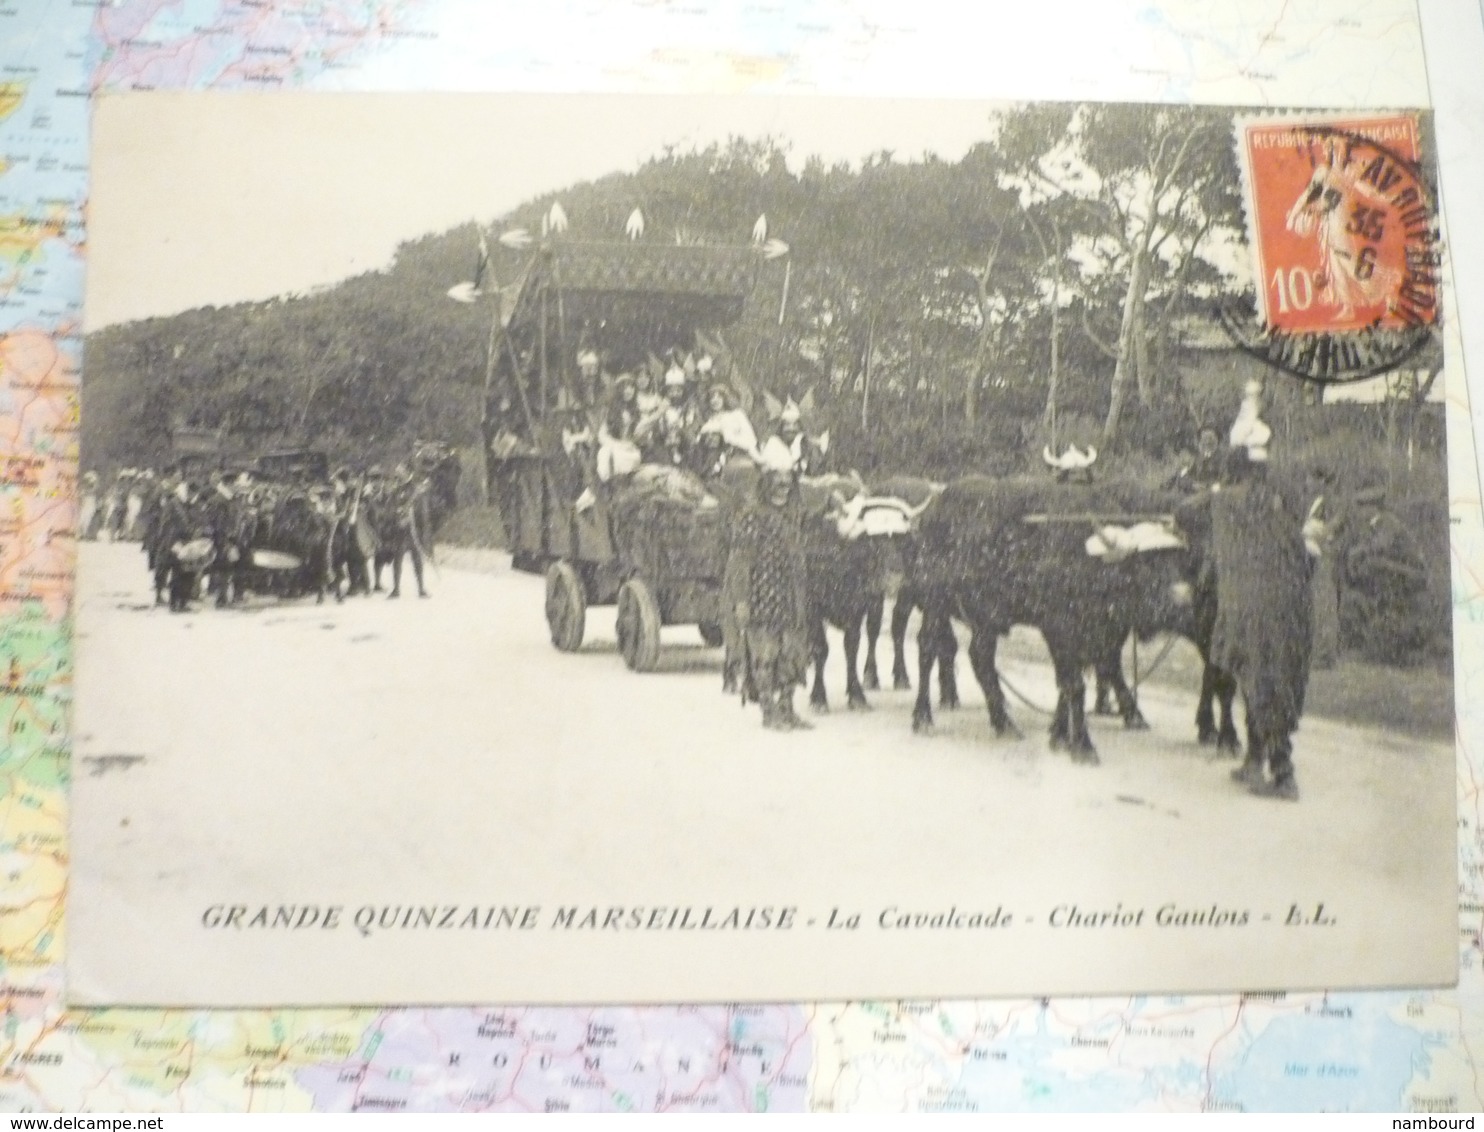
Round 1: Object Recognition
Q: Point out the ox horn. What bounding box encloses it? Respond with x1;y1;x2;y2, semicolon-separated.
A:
1043;445;1060;468
905;495;935;520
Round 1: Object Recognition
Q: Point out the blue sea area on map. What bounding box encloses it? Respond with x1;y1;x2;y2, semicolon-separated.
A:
133;0;226;48
0;2;89;333
953;1008;1206;1111
4;232;86;331
1209;995;1435;1111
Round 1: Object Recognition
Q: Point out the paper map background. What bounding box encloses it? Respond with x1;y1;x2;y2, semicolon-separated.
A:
3;0;1483;1113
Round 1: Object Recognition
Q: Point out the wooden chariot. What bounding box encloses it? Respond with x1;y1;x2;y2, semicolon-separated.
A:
479;235;776;671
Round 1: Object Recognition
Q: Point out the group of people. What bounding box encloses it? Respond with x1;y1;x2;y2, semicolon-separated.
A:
492;348;812;496
78;467;150;544
701;373;1430;800
85;446;458;613
1145;383;1429;799
1163;416;1431;668
510;347;1435;797
490;345;827;730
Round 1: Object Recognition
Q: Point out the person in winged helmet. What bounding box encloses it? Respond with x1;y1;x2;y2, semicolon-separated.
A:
1209;381;1325;801
726;437;814;732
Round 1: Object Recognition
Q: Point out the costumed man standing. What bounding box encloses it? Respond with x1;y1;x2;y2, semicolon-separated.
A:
384;466;430;600
123;470;146;540
157;476;204;612
1165;424;1224;494
727;437;814;731
341;469;376;596
202;471;239;608
79;472;100;540
1212;381;1325;801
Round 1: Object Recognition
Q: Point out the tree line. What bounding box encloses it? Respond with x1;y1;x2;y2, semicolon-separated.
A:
83;103;1423;479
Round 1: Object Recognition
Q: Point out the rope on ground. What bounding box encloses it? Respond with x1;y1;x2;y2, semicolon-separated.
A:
1129;633;1181;691
996;670;1057;716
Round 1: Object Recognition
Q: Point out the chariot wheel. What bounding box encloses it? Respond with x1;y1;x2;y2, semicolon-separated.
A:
544;561;586;652
616;578;662;672
698;620;725;648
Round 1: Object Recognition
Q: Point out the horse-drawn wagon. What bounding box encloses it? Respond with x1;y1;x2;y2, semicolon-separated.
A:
475;222;785;671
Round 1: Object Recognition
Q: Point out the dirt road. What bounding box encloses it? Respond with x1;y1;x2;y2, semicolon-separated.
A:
69;540;1458;1005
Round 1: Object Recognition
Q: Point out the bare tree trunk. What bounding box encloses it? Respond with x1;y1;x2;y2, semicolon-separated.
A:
967;295;993;427
861;313;875;432
1132;284;1152;406
966;234;1004;428
1103;249;1147;443
1043;291;1060;446
1024;211;1064;446
966;319;984;427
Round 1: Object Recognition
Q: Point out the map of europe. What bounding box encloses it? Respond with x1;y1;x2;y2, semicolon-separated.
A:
1;0;1481;1112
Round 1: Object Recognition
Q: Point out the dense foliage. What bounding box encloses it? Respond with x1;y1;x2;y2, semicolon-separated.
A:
84;105;1274;470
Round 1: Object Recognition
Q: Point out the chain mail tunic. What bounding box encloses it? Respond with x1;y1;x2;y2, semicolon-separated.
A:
734;502;809;632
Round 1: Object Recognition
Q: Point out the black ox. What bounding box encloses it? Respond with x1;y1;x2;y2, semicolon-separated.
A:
866;478;1241;754
906;476;1200;762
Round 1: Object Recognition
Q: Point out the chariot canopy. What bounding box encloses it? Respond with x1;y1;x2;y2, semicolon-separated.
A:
487;239;765;435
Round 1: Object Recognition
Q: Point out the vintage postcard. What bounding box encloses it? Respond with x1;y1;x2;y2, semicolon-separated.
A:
69;92;1458;1006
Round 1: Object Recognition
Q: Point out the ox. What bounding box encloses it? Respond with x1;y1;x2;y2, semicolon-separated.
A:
808;479;952;711
850;476;962;707
907;476;1198;762
1090;548;1242;752
800;474;888;712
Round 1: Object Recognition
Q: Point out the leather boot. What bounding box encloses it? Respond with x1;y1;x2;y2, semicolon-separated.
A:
761;691;789;731
1249;742;1299;801
1249;772;1299;801
1230;757;1266;790
778;691;813;731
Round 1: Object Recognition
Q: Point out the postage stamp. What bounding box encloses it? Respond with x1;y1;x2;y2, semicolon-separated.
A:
1228;112;1441;383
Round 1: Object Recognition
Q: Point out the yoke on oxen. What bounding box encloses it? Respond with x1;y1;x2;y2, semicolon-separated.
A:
906;474;1199;760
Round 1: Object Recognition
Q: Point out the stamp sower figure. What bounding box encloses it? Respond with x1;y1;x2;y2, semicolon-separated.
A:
728;439;813;732
1213;382;1319;801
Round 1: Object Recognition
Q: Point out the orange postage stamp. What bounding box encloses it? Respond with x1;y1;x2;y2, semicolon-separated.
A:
1228;112;1441;382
